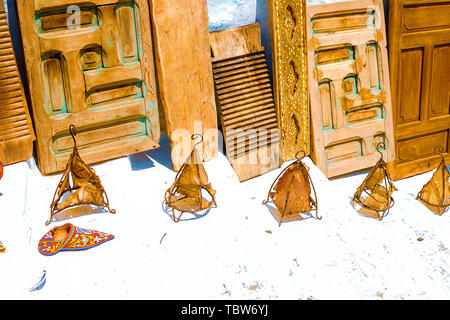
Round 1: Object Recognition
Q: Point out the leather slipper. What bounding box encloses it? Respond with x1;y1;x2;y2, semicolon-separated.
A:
38;223;114;256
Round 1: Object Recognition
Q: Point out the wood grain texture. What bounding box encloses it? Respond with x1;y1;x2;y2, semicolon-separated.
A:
0;6;35;166
16;0;160;175
210;23;280;182
306;0;395;179
388;0;450;180
149;0;218;172
266;0;310;161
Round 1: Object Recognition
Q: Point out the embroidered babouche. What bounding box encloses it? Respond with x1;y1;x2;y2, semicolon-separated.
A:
47;125;115;225
263;151;321;226
38;223;114;256
164;134;217;223
353;143;397;221
417;147;450;216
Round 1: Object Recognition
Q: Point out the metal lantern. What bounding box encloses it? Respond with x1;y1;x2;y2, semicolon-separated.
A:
417;146;450;215
263;151;321;226
352;142;397;221
164;134;217;223
48;125;115;225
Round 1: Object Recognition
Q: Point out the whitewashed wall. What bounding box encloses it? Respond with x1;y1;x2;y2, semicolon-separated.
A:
207;0;354;32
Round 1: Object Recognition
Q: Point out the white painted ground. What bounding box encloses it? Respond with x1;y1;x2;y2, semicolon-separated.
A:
0;134;449;300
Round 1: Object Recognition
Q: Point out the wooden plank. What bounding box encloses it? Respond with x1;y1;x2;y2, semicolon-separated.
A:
0;5;35;166
388;0;450;180
210;22;280;182
306;0;395;179
16;0;160;174
149;0;217;171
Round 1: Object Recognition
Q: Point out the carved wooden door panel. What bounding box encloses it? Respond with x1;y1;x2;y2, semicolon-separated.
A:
388;0;450;180
17;0;160;174
306;0;395;178
0;5;35;165
265;0;310;161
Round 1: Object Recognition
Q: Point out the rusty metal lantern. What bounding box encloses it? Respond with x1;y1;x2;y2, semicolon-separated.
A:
263;151;321;226
352;142;397;221
417;146;450;215
164;134;217;223
47;125;116;225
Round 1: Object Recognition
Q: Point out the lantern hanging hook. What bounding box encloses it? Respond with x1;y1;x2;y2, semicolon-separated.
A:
69;124;77;148
191;134;204;150
376;142;385;159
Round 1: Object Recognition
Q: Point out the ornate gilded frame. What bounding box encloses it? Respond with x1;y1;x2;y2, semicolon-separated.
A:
261;0;310;161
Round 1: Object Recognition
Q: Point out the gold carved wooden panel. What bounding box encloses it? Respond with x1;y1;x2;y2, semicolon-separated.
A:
0;5;35;166
16;0;160;175
388;0;450;180
268;0;310;161
306;0;395;179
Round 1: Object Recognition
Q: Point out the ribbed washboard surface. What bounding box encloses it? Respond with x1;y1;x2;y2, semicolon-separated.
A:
0;7;34;165
210;23;280;182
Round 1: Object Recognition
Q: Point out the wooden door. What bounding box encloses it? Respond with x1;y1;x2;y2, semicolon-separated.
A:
0;5;35;165
388;0;450;180
306;0;395;178
16;0;160;175
149;0;218;172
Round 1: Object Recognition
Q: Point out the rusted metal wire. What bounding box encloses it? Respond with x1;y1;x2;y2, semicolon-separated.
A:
164;134;217;223
263;150;321;226
416;146;450;215
352;142;396;221
47;125;116;225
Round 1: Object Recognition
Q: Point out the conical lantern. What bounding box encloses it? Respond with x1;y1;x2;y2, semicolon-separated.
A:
164;134;217;223
263;151;321;226
417;146;450;215
352;142;397;221
47;125;116;225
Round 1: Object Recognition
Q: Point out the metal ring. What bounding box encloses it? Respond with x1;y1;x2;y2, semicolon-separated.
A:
435;146;444;155
295;150;306;161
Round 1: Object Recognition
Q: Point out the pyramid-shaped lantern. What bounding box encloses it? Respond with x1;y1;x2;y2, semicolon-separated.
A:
263;151;321;226
417;146;450;215
164;134;217;223
352;143;397;221
47;125;116;225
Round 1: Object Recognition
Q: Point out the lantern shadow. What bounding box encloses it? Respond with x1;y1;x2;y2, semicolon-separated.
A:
264;202;315;225
128;152;155;171
142;134;174;171
161;199;211;222
51;205;108;223
349;196;391;221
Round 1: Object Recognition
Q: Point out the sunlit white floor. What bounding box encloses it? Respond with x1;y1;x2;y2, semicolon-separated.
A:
0;134;449;300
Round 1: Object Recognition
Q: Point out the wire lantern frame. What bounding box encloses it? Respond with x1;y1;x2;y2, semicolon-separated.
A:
352;142;396;221
48;124;116;225
416;146;450;216
263;150;322;226
164;134;217;223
